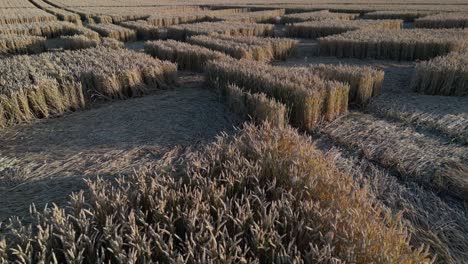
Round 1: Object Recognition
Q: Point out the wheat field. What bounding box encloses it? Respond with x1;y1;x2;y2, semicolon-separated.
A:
0;1;467;263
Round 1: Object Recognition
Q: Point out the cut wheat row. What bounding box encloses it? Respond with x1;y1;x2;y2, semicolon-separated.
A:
412;51;468;96
303;64;384;106
119;20;165;40
415;12;468;29
167;21;274;41
287;19;402;38
319;28;468;60
187;35;298;61
362;10;436;22
0;34;46;54
0;48;177;128
69;5;206;24
281;10;359;24
87;23;137;42
144;40;228;72
145;8;249;27
224;84;288;128
0;21;99;39
214;8;285;23
0;7;56;25
205;57;349;130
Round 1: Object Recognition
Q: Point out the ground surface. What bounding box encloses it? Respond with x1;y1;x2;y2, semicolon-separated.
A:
0;73;239;221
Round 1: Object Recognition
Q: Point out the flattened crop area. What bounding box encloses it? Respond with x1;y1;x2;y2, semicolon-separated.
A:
1;1;468;263
0;75;238;221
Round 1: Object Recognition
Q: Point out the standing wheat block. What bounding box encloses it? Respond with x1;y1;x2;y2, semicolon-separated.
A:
319;28;468;60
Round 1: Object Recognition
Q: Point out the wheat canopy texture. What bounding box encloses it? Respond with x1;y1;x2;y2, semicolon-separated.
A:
0;123;432;263
187;34;298;61
205;57;350;129
167;21;274;40
144;39;229;72
412;51;468;96
281;10;359;24
319;28;468;60
0;48;176;127
286;19;402;38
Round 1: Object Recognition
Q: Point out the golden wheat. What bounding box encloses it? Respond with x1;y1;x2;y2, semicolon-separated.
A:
412;51;468;96
144;39;228;72
0;34;45;54
0;123;432;263
145;8;248;27
224;84;287;127
281;10;359;24
214;8;285;23
205;57;349;129
0;48;177;128
287;19;402;38
119;20;165;40
0;7;56;25
304;63;385;106
87;23;137;41
322;112;468;201
100;37;124;49
67;5;205;24
56;34;99;50
415;13;468;29
0;21;78;38
362;10;436;22
167;21;274;40
29;0;82;25
320;28;468;60
188;34;298;61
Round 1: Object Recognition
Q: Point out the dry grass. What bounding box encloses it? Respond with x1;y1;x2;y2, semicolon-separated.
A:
0;7;56;25
0;123;431;263
412;51;468;96
87;23;137;42
322;112;468;200
144;40;228;72
0;48;177;128
281;10;359;24
119;20;165;40
205;57;349;130
0;34;45;54
287;19;402;38
319;28;468;60
303;64;384;106
415;13;468;29
224;84;287;127
214;8;285;23
368;93;468;144
362;10;436;22
187;34;298;61
167;21;274;41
